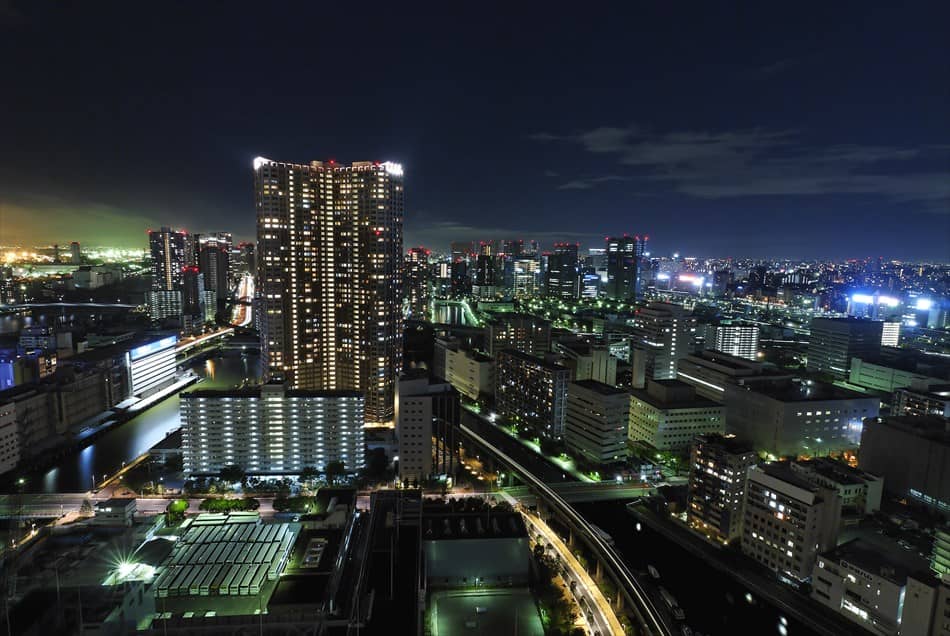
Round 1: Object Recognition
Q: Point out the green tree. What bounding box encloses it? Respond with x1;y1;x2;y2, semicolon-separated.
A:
299;466;320;484
80;498;93;517
219;464;246;485
324;460;346;486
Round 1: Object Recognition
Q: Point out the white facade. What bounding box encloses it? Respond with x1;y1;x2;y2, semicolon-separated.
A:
437;341;493;402
126;335;177;397
628;380;724;451
629;302;696;381
742;465;840;582
703;323;760;361
180;383;365;475
148;289;183;321
564;380;629;465
813;542;938;636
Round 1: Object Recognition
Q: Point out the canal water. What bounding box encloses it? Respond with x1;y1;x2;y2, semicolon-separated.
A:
573;501;819;636
25;351;262;493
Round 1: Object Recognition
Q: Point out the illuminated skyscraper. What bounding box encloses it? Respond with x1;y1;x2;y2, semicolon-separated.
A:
254;157;404;426
605;235;637;299
196;232;232;301
546;242;580;299
405;247;431;320
148;226;187;292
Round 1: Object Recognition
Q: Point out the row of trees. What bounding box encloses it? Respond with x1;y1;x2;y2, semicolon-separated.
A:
216;461;347;487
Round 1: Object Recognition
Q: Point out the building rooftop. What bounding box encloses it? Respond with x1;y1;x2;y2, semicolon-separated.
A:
631;380;721;410
746;378;872;402
571;379;628;396
497;348;569;372
182;385;364;400
695;433;755;455
422;512;527;541
822;537;932;585
794;457;878;486
868;415;950;444
758;462;824;493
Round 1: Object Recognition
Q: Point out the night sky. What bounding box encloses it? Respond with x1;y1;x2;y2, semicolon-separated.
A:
1;2;948;259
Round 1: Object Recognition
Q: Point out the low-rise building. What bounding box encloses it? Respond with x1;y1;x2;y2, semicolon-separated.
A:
702;321;760;361
676;349;792;402
848;357;943;394
486;313;551;359
790;457;883;517
422;512;531;588
94;498;137;526
180;383;365;476
742;464;841;582
812;539;939;636
564;380;629;465
686;433;757;543
0;403;19;475
433;337;493;402
554;338;618;386
495;349;569;439
726;378;879;457
859;415;950;516
628;379;724;451
894;382;950;418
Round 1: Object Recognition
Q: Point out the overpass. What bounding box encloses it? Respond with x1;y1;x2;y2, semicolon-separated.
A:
459;422;672;636
504;481;653;504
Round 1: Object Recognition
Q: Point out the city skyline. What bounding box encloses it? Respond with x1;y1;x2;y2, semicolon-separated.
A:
1;4;948;259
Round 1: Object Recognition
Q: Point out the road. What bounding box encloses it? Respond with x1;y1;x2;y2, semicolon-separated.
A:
460;422;672;636
230;273;254;327
505;481;654;504
518;504;624;636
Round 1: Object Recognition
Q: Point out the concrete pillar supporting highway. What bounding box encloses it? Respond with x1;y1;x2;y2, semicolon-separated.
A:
594;559;603;582
567;528;575;548
614;590;624;612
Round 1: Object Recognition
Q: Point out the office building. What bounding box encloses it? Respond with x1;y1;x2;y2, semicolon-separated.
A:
396;372;460;482
254;157;404;426
686;433;757;543
472;252;498;299
486;313;551;358
894;383;950;418
554;338;618;386
629;379;725;451
405;247;431;320
181;266;207;322
859;415;950;515
180;382;365;475
807;317;883;379
726;379;879;457
127;335;178;397
790;457;883;516
0;404;20;475
564;380;629;465
742;464;841;582
512;258;540;298
848;357;943;394
545;242;579;300
149;226;187;292
934;526;950;578
703;321;760;361
196;232;232;301
880;321;901;347
629;301;696;384
69;241;81;265
813;539;939;636
433;337;494;402
677;349;793;402
605;235;638;300
495;349;569;438
449;260;470;297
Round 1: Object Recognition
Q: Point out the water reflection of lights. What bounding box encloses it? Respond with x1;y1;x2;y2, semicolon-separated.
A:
205;359;216;380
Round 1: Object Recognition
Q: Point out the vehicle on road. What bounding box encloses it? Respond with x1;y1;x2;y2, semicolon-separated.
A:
590;523;615;546
647;564;660;580
659;587;686;621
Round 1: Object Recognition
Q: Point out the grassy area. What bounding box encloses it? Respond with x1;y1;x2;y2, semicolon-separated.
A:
198;497;260;512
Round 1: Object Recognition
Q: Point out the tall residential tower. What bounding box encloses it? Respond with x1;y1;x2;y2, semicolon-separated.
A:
254;157;405;426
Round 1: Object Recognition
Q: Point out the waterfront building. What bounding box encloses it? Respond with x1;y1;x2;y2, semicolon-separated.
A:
790;457;883;517
686;433;757;543
254;157;404;426
180;382;365;475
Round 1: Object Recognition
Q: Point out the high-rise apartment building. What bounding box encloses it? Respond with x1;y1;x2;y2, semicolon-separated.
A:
180;383;365;475
807;317;883;379
196;232;232;301
254;157;404;426
405;247;431;320
495;349;569;438
687;433;757;543
149;227;187;292
486;313;551;358
703;321;760;361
